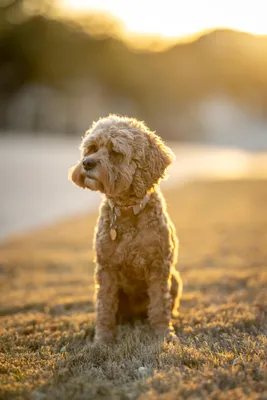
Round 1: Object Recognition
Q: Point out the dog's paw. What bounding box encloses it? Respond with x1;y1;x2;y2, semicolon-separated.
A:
94;337;115;345
165;331;180;343
94;332;116;345
154;326;180;343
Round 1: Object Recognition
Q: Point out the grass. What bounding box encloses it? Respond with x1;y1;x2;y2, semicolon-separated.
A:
0;180;267;399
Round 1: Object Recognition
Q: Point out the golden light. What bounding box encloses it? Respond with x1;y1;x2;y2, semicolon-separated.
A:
59;0;267;40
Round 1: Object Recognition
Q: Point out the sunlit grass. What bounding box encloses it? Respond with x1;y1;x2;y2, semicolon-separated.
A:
0;180;267;399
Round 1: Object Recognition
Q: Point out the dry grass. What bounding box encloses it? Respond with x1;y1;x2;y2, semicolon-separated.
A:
1;180;267;400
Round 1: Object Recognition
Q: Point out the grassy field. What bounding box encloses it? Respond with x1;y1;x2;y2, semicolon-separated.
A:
1;180;267;400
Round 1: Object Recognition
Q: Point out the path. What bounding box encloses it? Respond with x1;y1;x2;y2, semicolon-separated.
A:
1;134;267;241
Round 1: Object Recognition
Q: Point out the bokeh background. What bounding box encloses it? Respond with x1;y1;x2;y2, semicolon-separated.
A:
1;0;267;240
2;0;267;144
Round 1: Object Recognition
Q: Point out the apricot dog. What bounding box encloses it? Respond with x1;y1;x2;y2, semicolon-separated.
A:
69;115;182;343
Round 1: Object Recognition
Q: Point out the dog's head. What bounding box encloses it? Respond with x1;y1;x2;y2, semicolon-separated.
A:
69;115;174;198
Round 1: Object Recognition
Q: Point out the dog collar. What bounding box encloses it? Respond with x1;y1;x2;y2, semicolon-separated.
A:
108;193;151;217
108;193;151;241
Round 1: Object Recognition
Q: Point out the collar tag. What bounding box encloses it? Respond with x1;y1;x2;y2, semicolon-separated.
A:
110;228;117;241
110;208;117;241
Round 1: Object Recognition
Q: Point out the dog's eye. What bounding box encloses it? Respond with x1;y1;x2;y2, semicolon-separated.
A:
87;145;97;155
109;150;124;164
91;145;98;153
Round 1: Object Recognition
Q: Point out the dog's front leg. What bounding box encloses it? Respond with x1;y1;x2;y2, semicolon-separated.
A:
94;266;118;344
147;265;178;342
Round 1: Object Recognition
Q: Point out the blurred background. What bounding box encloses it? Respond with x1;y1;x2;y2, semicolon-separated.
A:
1;0;267;240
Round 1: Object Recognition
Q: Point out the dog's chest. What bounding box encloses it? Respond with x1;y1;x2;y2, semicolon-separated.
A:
109;227;149;270
96;216;161;273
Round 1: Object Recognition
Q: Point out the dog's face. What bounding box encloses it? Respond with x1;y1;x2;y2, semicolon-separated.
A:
69;115;174;198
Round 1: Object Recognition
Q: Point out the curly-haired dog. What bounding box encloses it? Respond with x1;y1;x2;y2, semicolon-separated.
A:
69;115;182;343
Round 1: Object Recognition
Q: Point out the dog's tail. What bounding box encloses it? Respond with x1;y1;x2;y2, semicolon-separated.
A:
171;269;183;318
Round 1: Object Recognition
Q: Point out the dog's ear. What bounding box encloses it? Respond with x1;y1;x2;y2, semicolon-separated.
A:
132;133;174;197
147;133;174;181
68;162;86;188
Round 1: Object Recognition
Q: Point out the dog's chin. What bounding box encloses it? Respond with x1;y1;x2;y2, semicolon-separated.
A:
84;176;101;191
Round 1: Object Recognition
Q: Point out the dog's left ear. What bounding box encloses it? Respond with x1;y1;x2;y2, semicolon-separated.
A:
147;133;174;182
132;133;174;197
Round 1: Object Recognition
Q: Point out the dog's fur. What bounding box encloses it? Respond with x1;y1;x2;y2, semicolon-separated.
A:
69;115;182;343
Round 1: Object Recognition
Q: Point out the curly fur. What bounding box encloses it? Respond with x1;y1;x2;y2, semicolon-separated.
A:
69;115;182;343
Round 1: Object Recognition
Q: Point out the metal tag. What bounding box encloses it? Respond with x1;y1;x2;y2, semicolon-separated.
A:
110;228;117;241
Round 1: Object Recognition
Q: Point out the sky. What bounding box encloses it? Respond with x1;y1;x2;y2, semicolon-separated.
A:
60;0;267;39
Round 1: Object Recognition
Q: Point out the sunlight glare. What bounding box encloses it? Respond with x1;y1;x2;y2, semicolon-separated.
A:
60;0;267;39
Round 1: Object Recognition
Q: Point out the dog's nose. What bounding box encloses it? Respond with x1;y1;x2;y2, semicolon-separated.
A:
83;158;97;171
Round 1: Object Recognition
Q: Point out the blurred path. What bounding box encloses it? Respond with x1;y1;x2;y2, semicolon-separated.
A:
1;134;267;241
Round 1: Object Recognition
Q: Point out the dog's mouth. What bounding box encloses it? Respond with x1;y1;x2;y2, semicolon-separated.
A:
83;169;105;192
83;169;98;182
86;174;97;181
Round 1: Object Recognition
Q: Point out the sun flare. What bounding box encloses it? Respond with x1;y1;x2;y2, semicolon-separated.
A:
60;0;267;39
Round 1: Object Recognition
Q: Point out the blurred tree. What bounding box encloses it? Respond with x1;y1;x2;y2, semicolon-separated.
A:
1;2;267;136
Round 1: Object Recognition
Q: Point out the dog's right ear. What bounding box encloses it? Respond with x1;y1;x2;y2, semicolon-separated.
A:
68;162;86;188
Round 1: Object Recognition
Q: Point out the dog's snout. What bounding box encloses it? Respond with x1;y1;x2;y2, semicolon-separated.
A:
83;158;97;171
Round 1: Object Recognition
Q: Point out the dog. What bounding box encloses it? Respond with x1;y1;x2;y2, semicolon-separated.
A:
69;115;182;343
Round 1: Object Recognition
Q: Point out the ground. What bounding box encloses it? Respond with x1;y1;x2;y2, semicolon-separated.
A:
0;180;267;400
